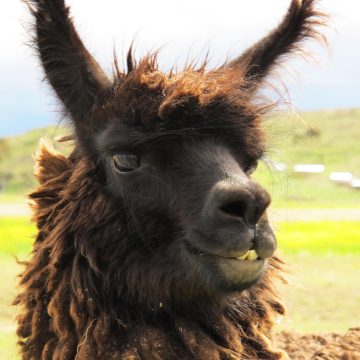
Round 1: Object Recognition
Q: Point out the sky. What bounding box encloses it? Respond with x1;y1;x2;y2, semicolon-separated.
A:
0;0;359;137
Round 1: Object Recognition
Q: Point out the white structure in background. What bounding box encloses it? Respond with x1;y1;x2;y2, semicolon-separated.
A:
329;172;360;190
294;164;325;174
351;179;360;189
329;172;353;184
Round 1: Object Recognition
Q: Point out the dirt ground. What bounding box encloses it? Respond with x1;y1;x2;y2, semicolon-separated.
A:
276;328;360;359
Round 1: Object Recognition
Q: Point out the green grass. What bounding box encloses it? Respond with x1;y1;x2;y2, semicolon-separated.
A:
0;218;35;257
276;253;360;334
277;221;360;255
0;125;70;196
0;218;35;359
277;221;360;332
253;109;360;208
0;256;22;360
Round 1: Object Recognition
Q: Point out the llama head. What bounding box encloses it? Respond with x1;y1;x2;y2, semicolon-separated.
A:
28;0;325;307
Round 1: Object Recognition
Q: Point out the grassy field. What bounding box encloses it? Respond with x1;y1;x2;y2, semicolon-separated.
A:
253;109;360;208
276;221;360;333
0;218;34;359
0;125;70;197
277;253;360;334
0;217;359;358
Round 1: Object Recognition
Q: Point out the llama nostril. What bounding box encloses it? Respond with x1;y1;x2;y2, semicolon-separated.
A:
218;193;270;228
207;182;271;228
220;201;247;219
219;199;258;228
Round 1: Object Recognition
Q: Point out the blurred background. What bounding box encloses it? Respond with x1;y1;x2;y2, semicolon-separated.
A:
0;0;359;358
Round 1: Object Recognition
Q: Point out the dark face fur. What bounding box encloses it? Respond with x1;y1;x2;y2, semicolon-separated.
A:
27;0;325;308
96;101;275;298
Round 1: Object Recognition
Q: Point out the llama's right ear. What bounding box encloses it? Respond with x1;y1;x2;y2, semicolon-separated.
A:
224;0;326;92
27;0;112;136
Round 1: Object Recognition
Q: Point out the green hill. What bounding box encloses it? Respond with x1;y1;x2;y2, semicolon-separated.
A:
0;126;70;201
0;109;359;207
255;108;360;207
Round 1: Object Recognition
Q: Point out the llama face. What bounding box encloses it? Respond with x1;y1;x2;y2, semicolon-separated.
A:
92;77;276;295
28;0;325;303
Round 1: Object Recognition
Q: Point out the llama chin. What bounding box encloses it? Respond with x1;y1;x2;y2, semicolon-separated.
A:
16;1;326;359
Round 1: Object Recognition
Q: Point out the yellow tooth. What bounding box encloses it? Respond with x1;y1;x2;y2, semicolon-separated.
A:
237;251;249;260
246;250;258;261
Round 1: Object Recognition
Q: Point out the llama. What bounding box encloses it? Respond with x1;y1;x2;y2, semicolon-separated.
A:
16;0;325;359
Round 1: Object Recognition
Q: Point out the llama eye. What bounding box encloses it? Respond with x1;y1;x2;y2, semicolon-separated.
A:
244;160;258;175
112;153;141;173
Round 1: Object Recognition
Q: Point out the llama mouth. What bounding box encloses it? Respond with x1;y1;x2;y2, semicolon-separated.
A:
184;240;261;262
184;239;265;290
234;249;259;261
185;229;263;262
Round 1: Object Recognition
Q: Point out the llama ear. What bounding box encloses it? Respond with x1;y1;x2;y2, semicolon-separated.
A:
27;0;112;130
225;0;326;90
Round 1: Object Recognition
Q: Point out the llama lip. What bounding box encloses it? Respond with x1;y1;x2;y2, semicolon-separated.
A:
185;229;262;261
184;240;261;262
184;239;265;290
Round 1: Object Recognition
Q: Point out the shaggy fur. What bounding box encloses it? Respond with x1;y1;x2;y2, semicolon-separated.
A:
16;1;325;359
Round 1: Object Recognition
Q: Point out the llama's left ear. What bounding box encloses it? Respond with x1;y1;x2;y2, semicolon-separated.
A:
27;0;112;141
225;0;326;90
